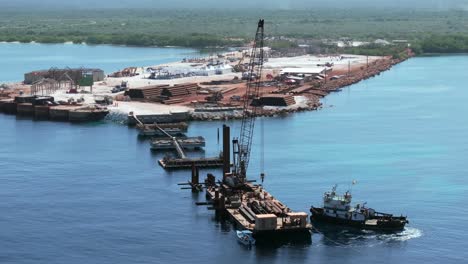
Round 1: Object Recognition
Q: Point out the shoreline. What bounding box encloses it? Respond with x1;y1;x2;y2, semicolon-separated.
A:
0;41;201;52
0;51;412;124
189;55;413;121
0;40;226;51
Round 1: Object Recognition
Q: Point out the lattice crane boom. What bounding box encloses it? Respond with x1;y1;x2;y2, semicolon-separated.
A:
233;19;265;182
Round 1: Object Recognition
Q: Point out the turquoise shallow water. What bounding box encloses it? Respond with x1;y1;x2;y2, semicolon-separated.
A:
1;44;467;263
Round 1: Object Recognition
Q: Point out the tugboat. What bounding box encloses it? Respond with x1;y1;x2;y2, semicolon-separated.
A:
310;185;408;231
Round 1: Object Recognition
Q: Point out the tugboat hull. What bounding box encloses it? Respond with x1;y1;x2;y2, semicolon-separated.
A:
310;207;407;231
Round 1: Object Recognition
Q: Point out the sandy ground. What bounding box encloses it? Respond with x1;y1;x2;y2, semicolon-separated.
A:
264;54;380;71
107;54;380;91
48;86;194;116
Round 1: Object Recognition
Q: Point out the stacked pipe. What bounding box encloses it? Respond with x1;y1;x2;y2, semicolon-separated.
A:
125;85;169;99
162;83;200;97
239;205;256;223
163;98;186;105
290;86;315;94
250;201;268;214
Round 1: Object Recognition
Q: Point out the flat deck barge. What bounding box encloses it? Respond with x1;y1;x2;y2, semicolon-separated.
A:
137;122;188;137
184;124;312;243
205;182;311;240
151;136;205;150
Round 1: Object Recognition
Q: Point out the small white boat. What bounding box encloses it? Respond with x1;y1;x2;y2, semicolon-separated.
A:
236;230;255;247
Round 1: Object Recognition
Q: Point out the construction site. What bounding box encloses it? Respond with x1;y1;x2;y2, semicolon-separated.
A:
0;40;410;125
0;67;109;122
106;45;410;123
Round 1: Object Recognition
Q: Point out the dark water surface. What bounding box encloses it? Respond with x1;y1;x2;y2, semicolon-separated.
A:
1;48;467;263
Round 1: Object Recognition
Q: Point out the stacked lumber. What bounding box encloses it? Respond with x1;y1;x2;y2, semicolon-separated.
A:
283;95;296;106
161;83;200;97
290;86;314;94
306;89;329;97
221;87;237;94
271;86;297;94
127;83;199;102
163;98;186;105
183;83;199;94
125;85;169;99
260;201;280;215
239;205;256;223
259;94;296;107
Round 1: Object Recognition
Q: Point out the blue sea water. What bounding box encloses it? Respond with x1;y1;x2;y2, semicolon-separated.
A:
1;44;467;263
0;42;200;82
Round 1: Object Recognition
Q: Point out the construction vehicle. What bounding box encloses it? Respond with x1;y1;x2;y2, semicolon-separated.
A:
233;52;247;73
94;95;113;105
205;91;223;103
241;72;258;81
230;95;241;101
225;19;265;188
109;67;138;78
122;67;137;77
112;81;128;93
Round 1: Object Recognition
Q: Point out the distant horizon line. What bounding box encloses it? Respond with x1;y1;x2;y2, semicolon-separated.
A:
1;7;467;12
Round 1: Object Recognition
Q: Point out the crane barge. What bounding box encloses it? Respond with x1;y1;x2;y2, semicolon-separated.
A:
185;19;312;242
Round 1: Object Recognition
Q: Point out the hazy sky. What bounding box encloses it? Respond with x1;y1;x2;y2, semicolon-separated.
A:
3;0;468;10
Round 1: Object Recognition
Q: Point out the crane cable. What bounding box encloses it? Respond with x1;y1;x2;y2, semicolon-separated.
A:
260;117;265;184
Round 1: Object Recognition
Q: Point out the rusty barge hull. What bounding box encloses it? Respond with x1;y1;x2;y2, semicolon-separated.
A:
159;157;223;169
68;109;109;122
0;101;109;122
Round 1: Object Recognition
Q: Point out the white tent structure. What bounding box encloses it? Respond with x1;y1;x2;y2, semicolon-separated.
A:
280;67;330;76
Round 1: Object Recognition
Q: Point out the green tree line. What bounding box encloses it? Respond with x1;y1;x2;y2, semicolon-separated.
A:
2;9;468;53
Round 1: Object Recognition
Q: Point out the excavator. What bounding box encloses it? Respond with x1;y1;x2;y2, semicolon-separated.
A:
233;52;247;73
205;91;223;103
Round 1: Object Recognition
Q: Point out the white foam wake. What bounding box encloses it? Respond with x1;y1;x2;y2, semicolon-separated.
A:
378;227;423;242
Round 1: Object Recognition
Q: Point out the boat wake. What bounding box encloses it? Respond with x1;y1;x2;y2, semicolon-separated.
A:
315;227;422;248
376;227;423;242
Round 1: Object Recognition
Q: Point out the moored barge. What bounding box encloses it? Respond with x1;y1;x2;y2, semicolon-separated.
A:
205;181;312;241
137;122;188;137
151;136;205;150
